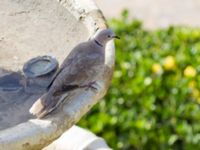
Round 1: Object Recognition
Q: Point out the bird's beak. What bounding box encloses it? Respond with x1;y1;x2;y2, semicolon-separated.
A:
112;35;120;39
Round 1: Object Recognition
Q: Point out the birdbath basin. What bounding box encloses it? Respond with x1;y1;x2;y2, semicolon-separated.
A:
0;0;115;149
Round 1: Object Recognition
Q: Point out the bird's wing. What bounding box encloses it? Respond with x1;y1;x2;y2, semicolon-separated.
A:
30;42;104;118
49;50;103;96
47;42;95;89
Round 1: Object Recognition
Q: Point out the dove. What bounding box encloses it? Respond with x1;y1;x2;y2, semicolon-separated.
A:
29;28;119;118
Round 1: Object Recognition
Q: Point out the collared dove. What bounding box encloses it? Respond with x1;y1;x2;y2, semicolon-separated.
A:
29;28;119;118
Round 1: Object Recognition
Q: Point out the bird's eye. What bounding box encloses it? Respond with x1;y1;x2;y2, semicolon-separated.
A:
108;35;111;38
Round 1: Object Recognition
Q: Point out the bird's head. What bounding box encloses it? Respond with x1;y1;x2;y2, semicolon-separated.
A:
93;28;120;46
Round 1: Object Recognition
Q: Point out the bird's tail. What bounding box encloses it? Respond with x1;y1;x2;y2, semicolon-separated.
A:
29;94;48;118
29;92;69;118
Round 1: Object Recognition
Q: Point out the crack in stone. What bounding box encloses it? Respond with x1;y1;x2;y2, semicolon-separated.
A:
9;10;31;16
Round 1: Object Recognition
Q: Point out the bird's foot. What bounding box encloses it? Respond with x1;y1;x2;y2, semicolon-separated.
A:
80;81;98;91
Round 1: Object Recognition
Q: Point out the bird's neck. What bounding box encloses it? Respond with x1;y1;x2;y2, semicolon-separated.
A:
94;39;103;47
93;36;107;47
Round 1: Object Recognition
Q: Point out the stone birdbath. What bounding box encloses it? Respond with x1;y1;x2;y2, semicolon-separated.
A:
0;0;115;149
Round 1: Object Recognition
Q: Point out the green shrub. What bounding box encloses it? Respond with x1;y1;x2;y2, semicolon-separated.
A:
79;10;200;150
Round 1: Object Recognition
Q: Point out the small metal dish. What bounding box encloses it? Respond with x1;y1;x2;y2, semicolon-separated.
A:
23;56;58;78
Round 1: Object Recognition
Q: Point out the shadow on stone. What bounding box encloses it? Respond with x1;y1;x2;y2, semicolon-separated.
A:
0;56;58;130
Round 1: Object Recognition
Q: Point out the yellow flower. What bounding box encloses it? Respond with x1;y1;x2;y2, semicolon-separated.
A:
196;98;200;104
188;80;196;89
191;88;200;104
163;56;176;70
184;66;197;78
152;63;163;74
192;88;199;98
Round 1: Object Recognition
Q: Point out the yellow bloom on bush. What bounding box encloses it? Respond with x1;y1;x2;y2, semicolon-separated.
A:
163;56;176;70
188;80;196;89
196;98;200;104
192;88;199;98
192;88;200;104
152;63;163;74
184;66;197;77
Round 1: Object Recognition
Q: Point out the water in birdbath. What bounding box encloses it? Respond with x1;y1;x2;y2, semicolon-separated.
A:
0;56;58;130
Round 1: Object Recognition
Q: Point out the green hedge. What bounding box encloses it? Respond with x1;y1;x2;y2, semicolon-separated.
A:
79;10;200;150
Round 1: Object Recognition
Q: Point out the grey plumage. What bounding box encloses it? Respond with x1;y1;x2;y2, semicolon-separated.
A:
29;28;118;118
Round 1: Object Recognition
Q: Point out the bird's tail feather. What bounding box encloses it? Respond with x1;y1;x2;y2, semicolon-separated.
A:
29;93;69;118
29;94;47;118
